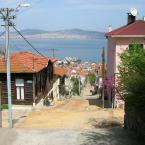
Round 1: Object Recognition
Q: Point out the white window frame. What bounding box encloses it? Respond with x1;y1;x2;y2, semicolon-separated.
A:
15;79;25;100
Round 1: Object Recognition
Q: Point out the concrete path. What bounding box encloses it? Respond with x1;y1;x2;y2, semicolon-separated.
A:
0;127;144;145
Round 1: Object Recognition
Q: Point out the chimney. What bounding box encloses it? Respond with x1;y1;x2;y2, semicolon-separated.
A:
127;13;136;25
108;25;112;32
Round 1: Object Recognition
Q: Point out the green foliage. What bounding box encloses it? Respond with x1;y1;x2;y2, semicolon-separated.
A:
1;104;8;109
88;73;96;86
43;97;50;106
119;43;145;113
71;77;80;95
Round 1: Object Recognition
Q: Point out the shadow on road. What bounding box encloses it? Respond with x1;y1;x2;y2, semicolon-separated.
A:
87;98;110;108
80;127;145;145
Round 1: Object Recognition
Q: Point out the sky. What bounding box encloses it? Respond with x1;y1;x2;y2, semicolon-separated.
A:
0;0;145;32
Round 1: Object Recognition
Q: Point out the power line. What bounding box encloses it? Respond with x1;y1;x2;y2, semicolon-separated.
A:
13;26;45;57
47;48;57;58
0;31;5;38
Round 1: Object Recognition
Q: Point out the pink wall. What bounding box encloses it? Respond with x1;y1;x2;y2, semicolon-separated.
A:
107;37;145;77
107;37;116;77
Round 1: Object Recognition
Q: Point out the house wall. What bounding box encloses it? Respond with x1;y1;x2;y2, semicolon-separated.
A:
0;73;33;105
0;61;55;106
35;69;47;103
107;37;145;76
107;37;116;78
44;60;54;97
53;78;60;100
115;37;145;74
0;70;49;105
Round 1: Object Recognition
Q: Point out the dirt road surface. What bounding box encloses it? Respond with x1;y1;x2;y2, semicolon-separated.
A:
1;96;144;145
15;98;123;129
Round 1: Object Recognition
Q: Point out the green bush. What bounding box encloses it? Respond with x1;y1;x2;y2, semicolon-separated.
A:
88;73;96;86
1;104;8;110
71;77;80;95
119;43;145;114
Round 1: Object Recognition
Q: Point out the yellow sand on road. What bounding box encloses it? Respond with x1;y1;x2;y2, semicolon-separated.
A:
16;98;124;129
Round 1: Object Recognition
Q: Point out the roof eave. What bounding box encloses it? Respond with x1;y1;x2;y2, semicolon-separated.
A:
110;35;145;38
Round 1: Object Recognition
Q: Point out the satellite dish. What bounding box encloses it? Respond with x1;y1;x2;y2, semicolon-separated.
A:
130;8;137;16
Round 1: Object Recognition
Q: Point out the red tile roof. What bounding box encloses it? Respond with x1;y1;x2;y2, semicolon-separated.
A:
106;20;145;37
0;51;57;73
79;70;87;77
54;67;67;77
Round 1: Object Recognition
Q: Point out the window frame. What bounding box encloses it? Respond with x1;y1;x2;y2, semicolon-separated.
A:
15;79;25;101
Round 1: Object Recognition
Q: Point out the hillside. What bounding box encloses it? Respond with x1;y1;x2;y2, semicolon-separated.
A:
1;29;105;40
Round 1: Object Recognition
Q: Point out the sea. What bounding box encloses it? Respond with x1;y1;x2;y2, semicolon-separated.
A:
0;39;107;63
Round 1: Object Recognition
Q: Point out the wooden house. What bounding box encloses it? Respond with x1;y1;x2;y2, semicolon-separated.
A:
0;51;57;106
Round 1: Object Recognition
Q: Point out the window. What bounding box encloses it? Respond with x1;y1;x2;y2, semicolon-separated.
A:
129;43;144;49
15;79;24;100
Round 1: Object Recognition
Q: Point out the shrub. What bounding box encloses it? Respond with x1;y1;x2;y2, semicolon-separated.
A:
71;77;80;95
1;104;8;109
119;43;145;114
88;73;96;86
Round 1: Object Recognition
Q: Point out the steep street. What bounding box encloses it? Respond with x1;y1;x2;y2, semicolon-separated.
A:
1;86;144;145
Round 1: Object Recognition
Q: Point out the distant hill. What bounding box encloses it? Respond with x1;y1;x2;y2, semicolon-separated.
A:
1;29;105;40
20;29;48;35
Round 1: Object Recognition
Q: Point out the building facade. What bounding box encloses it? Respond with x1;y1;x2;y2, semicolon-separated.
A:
106;20;145;78
0;51;55;106
106;18;145;107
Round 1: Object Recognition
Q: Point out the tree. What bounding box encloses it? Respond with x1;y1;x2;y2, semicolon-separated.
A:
88;73;96;86
71;77;80;95
119;43;145;112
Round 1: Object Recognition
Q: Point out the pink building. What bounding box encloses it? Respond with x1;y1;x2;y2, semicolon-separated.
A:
106;19;145;78
105;16;145;107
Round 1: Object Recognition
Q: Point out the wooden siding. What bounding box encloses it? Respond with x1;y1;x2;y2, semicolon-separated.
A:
0;60;54;105
0;73;33;105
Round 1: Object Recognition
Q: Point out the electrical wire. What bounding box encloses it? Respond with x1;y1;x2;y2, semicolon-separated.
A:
13;26;45;57
0;31;5;38
0;10;5;18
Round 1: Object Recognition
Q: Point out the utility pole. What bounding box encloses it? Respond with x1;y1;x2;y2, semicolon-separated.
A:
0;3;30;128
2;8;14;128
48;48;57;58
0;8;15;128
102;47;105;108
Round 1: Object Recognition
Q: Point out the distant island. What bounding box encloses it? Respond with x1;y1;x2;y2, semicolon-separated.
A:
0;28;105;40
